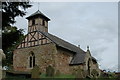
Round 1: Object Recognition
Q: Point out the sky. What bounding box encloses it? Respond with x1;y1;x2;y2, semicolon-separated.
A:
13;2;118;72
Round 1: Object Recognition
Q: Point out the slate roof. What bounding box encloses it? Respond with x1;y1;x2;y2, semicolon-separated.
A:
70;49;86;65
26;10;50;21
38;31;87;65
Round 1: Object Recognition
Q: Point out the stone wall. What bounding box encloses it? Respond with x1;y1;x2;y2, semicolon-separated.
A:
13;43;57;73
13;44;83;75
13;43;100;76
84;50;101;77
70;64;85;75
54;47;74;74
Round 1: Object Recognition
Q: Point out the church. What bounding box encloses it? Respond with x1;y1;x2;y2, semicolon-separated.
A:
13;10;100;77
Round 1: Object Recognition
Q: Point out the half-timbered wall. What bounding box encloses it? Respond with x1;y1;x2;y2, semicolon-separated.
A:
17;31;52;49
17;12;50;49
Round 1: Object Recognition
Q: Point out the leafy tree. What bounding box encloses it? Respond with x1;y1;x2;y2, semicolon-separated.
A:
2;2;32;28
2;2;32;67
2;26;24;67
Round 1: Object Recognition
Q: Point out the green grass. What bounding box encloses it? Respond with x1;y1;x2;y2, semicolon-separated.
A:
40;73;75;78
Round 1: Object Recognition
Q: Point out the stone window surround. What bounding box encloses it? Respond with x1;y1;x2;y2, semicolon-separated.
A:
28;51;35;69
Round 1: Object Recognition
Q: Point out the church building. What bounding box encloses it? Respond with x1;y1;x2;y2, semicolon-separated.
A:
13;10;100;77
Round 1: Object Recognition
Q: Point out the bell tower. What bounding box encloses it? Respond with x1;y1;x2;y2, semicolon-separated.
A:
17;10;52;49
26;10;50;33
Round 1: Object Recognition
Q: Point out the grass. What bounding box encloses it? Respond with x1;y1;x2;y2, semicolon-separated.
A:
5;73;75;79
40;73;75;78
5;73;118;80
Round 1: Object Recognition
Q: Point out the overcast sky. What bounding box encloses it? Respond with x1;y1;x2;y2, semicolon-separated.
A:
14;2;118;72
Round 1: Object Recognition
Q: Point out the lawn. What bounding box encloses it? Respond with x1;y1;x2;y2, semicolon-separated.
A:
5;73;76;80
40;73;75;78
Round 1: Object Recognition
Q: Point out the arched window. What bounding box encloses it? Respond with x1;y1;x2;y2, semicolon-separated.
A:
30;56;32;68
33;56;35;67
29;51;35;68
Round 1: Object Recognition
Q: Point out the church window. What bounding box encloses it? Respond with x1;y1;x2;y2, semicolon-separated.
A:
32;19;35;25
29;51;35;68
30;56;32;68
33;56;35;67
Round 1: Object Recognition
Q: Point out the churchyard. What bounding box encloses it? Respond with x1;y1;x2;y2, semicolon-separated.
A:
0;49;118;79
4;65;118;80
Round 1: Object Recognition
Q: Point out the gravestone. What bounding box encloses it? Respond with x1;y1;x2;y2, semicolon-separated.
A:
0;49;6;79
75;68;86;79
46;65;55;77
55;70;60;76
31;65;40;78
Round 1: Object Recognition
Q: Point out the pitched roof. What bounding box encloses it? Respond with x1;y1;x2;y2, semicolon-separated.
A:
26;10;50;21
70;49;86;65
38;31;86;65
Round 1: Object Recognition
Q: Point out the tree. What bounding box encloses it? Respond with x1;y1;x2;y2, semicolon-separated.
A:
2;26;24;67
2;2;32;67
2;2;32;28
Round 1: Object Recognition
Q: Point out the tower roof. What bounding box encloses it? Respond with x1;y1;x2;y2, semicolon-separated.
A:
26;10;50;21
